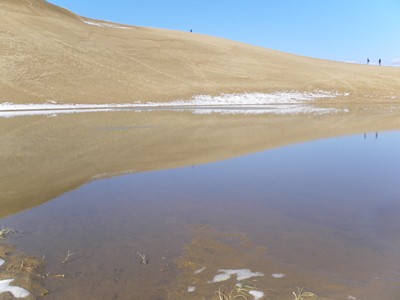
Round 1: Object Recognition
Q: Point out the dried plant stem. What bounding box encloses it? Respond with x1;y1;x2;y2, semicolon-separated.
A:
292;287;315;300
136;252;148;265
0;227;16;238
62;250;74;264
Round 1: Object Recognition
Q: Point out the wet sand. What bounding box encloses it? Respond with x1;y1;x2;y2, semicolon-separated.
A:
0;238;46;299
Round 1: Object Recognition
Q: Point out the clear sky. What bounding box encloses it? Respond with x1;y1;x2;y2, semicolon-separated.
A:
49;0;400;66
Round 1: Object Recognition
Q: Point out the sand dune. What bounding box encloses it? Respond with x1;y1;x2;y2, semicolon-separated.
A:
1;0;400;104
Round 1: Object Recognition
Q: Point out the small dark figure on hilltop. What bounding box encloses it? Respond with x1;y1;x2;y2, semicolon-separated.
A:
379;59;382;66
367;58;370;64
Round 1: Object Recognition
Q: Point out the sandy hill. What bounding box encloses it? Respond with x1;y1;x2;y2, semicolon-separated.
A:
1;0;400;104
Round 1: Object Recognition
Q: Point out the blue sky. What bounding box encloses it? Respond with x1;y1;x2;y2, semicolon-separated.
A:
49;0;400;66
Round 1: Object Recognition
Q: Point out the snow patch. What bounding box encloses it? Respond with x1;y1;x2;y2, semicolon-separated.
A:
208;269;264;283
0;102;134;111
172;90;344;106
249;290;264;299
83;19;132;29
187;286;196;293
194;266;206;274
0;103;135;118
271;273;286;279
0;279;30;298
0;90;349;118
0;258;4;267
190;106;345;115
0;108;119;118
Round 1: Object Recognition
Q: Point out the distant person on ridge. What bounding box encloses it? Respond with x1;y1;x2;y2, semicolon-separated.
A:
367;58;370;64
379;59;382;66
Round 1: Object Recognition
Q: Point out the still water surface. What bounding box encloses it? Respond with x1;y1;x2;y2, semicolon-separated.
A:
3;131;400;299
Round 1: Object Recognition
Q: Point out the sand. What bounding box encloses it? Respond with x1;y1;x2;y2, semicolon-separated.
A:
1;0;400;105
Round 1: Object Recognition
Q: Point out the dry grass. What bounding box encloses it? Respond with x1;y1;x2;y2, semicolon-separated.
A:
136;251;149;265
0;227;16;238
292;287;316;300
215;284;263;300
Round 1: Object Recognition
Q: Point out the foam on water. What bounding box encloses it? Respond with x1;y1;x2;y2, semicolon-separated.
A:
0;279;30;298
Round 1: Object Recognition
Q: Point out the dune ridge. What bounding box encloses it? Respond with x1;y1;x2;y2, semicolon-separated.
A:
1;0;400;104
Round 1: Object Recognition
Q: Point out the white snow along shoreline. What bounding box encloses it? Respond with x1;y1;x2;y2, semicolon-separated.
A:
0;90;349;118
0;279;30;298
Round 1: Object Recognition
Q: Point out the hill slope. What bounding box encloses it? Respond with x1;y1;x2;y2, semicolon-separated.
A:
1;0;400;104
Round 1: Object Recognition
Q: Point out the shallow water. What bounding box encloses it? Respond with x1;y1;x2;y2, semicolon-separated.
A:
2;131;400;299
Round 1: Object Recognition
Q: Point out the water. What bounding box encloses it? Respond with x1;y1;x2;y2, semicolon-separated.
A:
2;131;400;299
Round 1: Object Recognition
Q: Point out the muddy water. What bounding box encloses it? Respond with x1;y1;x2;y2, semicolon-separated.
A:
2;131;400;299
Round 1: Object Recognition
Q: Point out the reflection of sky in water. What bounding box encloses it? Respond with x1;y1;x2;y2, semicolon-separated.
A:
10;131;400;250
3;131;400;299
174;131;400;243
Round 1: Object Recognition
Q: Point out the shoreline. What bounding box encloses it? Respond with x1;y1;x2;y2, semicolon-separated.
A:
0;237;45;299
0;90;349;118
